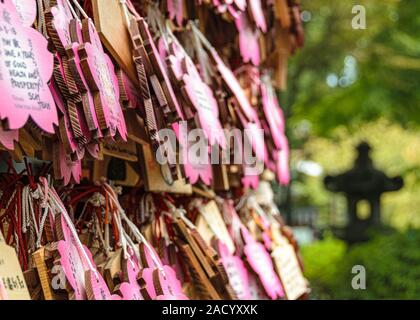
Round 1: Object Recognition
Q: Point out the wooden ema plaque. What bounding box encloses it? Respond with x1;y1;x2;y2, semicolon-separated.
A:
138;143;192;194
32;248;52;300
175;238;220;300
101;138;138;163
93;155;140;187
173;217;233;299
198;200;235;255
0;237;31;300
272;244;307;300
92;0;137;84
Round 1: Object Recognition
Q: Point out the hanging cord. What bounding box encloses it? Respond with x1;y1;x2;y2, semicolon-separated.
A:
162;198;196;230
189;21;215;54
65;0;81;22
119;0;132;30
38;179;99;280
247;196;271;228
102;183;166;277
147;3;170;52
70;0;89;20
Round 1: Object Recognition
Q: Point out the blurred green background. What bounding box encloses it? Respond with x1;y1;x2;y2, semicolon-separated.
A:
280;0;420;299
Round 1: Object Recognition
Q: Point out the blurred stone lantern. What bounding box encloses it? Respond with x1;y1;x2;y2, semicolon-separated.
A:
324;142;403;243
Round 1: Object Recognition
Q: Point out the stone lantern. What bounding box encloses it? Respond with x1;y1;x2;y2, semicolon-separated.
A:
324;142;403;243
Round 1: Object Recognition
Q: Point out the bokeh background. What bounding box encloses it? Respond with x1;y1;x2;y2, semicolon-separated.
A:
276;0;420;299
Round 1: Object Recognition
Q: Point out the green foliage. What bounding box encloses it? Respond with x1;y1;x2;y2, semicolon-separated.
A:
285;0;420;135
300;233;347;299
286;0;420;300
302;230;420;299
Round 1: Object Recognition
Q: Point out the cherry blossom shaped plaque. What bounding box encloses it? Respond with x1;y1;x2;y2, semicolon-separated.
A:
138;243;188;300
11;0;36;26
59;142;82;185
0;0;58;133
51;59;91;161
173;122;213;186
50;80;77;154
139;18;185;121
212;53;266;161
212;52;256;122
56;214;90;300
167;0;183;26
56;211;113;300
47;0;102;139
153;267;189;300
261;77;285;150
275;135;290;186
46;0;75;55
78;19;127;141
47;1;92;140
183;63;226;148
235;13;260;66
117;256;143;300
67;42;102;136
218;240;251;300
138;267;157;299
241;226;284;300
170;42;226;149
248;269;269;300
85;269;115;300
118;69;142;110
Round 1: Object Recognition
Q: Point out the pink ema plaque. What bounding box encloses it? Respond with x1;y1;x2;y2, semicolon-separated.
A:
139;243;188;300
78;19;127;141
57;213;115;300
0;0;58;133
117;254;143;300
